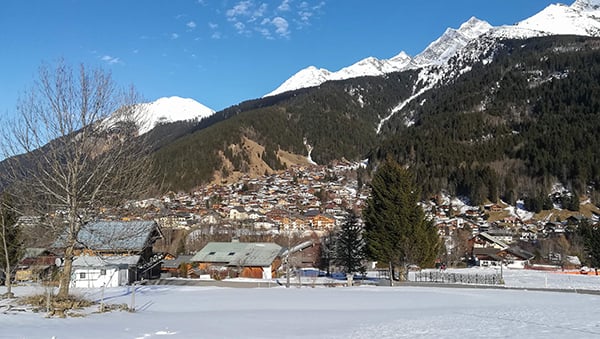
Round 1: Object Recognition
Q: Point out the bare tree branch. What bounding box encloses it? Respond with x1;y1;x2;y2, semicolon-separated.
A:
0;59;153;298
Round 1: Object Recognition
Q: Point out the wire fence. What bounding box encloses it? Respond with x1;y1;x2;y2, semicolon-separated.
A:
411;271;503;285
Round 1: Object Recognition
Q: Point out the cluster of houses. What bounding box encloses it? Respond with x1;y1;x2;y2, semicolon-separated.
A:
428;198;593;269
11;162;596;288
15;219;319;288
124;162;366;237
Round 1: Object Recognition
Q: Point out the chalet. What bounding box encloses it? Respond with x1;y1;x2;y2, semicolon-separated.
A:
497;247;535;269
15;248;59;282
469;232;509;250
486;228;515;244
53;220;163;288
229;206;249;220
161;254;194;278
469;232;534;269
190;242;282;279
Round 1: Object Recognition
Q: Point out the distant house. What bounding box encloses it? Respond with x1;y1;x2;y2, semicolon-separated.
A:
469;232;534;269
190;242;282;279
16;248;59;282
161;254;194;278
53;220;163;287
469;232;509;250
497;247;535;269
229;206;249;220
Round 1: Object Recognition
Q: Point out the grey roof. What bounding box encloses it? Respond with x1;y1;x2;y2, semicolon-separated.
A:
505;246;535;260
162;255;194;269
54;220;160;252
190;242;282;267
72;255;140;268
477;232;509;249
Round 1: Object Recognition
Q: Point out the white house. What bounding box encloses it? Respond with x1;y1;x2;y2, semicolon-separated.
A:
71;255;141;288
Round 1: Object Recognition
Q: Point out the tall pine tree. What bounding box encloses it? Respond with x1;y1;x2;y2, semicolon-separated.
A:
334;210;366;276
577;219;600;268
363;157;440;279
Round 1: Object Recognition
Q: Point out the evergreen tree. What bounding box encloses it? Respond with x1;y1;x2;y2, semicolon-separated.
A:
363;157;441;278
317;231;336;276
334;211;366;275
577;220;600;267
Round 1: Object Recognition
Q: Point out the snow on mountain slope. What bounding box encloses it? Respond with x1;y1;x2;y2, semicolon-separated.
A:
516;0;600;36
264;66;332;97
412;17;493;66
265;0;600;99
329;52;413;81
104;96;215;135
264;53;413;97
138;96;214;133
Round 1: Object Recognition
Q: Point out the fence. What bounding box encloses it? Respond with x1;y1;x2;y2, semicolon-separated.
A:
411;271;503;285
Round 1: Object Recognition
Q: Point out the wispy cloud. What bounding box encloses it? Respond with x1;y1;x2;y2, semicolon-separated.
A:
277;0;291;12
262;16;289;38
187;21;197;29
171;33;180;40
223;0;324;39
100;55;121;65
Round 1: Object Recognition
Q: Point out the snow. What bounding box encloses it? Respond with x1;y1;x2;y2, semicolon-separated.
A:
2;269;600;338
104;96;215;135
516;1;600;37
264;54;413;97
412;17;492;66
504;200;536;221
135;96;215;135
264;0;600;100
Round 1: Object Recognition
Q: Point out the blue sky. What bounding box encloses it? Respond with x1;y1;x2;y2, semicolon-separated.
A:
0;0;562;115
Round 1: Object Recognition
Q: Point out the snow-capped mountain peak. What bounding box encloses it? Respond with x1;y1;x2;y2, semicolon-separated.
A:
412;17;492;66
264;53;413;97
572;0;600;11
264;0;600;98
104;96;215;135
459;17;494;39
515;0;600;36
137;96;215;134
264;66;332;97
389;51;412;63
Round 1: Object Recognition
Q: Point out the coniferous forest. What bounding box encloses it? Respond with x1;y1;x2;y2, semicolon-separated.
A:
146;35;600;212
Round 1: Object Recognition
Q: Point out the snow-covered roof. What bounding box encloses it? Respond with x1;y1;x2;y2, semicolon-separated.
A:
72;255;140;268
54;220;161;252
190;242;282;267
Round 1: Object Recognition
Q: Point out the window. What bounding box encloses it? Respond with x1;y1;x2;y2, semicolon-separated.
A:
208;252;216;255
228;252;235;256
79;272;86;279
100;269;106;275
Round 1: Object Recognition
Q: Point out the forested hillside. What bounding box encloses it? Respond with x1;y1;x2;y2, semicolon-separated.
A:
375;36;600;206
149;35;600;209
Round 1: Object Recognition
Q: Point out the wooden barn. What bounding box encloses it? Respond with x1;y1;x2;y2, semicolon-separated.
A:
53;220;164;287
190;242;282;279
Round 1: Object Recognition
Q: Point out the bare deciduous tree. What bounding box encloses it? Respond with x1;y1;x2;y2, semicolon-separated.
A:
0;60;152;298
0;194;21;298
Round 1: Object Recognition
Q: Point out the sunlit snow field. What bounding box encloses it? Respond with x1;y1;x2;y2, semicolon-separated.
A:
1;268;600;339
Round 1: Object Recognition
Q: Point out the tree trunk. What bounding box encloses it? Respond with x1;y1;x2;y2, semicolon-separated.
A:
389;261;393;287
1;214;13;297
58;244;74;298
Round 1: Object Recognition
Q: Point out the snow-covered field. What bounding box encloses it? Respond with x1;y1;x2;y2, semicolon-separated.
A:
1;269;600;339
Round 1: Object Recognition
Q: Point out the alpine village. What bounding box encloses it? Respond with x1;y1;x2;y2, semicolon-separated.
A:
2;0;600;317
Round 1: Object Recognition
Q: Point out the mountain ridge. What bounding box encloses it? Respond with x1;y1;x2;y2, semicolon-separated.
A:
265;0;600;98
